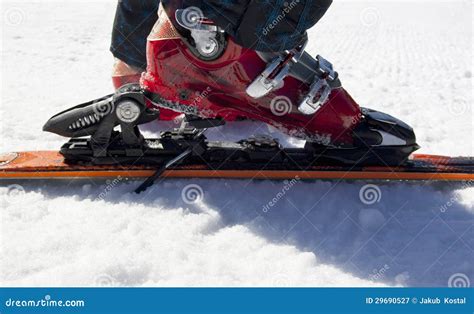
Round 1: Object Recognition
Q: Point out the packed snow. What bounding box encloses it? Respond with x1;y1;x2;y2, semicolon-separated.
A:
0;0;472;287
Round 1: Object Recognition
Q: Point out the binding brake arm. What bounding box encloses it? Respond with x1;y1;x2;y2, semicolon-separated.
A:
134;115;217;193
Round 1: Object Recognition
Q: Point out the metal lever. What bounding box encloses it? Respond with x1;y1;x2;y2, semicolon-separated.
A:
246;41;307;99
175;8;224;59
297;55;337;115
298;79;332;115
134;147;193;194
134;128;208;194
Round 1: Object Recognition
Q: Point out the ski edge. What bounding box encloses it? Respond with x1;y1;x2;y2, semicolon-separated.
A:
1;169;473;182
1;151;473;182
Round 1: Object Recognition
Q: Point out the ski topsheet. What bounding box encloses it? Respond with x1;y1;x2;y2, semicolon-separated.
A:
0;151;473;182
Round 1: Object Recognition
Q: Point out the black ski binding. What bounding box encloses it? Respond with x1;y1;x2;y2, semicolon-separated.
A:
42;84;222;192
43;84;159;159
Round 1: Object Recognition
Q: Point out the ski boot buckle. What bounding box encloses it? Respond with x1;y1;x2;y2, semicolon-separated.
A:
175;8;226;60
298;55;337;115
246;42;307;99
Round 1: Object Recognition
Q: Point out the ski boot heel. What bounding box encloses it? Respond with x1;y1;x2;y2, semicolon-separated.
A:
111;59;181;122
112;58;143;90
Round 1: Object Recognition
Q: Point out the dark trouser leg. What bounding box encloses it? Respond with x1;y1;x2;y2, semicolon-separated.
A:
162;0;332;52
110;0;160;70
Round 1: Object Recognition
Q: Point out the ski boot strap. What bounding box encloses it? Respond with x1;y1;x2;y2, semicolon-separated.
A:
246;41;307;99
298;55;338;115
246;44;339;116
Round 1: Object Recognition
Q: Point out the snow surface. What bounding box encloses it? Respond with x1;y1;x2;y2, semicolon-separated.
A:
0;0;473;287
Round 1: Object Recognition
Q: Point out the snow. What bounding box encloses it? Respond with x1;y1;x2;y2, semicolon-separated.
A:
0;0;472;287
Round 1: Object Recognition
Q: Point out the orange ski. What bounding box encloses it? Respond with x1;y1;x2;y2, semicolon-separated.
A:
1;151;472;182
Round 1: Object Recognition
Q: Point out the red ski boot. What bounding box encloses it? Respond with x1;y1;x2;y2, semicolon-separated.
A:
141;4;361;146
138;4;418;163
